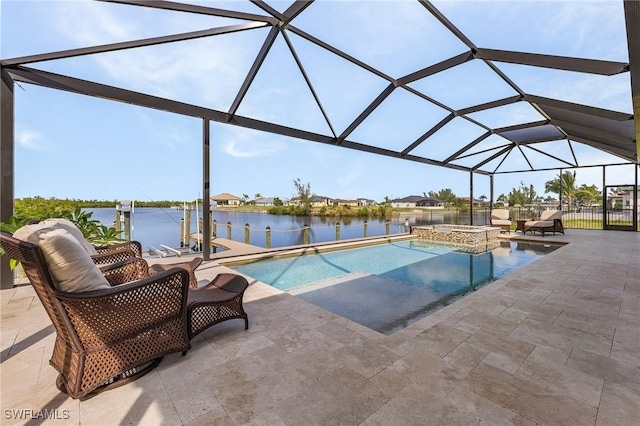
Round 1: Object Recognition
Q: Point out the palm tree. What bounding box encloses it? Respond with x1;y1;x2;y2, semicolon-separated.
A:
575;184;601;207
545;171;577;208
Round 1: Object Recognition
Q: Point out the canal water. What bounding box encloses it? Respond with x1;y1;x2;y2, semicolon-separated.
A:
87;207;489;251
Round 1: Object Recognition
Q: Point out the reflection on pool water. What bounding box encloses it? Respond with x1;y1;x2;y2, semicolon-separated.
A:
231;240;559;335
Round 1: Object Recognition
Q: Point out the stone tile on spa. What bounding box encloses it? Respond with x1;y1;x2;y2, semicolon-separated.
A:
274;366;391;426
596;381;640;426
199;353;301;425
466;361;598;425
567;348;640;393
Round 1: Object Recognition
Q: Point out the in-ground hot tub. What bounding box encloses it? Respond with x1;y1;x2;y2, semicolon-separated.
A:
411;224;502;252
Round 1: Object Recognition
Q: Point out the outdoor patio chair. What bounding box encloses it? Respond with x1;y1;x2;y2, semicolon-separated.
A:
523;210;564;236
490;209;511;232
39;218;202;287
0;231;191;399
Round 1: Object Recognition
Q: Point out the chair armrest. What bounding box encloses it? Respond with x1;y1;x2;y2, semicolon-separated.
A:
100;257;150;286
55;268;190;351
92;248;137;266
95;241;143;257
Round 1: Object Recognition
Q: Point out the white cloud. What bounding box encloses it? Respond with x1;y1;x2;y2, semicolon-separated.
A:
17;128;44;150
220;138;283;158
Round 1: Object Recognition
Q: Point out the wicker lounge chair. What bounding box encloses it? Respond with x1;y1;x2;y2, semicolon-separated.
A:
0;231;191;399
523;210;564;236
38;218;203;287
490;209;511;232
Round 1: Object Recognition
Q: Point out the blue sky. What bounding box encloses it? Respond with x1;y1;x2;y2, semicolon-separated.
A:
1;0;634;204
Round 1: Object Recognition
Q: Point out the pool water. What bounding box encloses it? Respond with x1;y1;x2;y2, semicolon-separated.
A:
231;240;558;334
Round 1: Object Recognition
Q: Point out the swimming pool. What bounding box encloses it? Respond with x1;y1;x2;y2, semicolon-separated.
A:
231;240;559;334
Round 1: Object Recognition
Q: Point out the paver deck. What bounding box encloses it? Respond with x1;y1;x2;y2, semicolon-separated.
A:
1;229;639;425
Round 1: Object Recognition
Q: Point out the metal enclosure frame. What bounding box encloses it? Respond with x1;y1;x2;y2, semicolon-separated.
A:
1;0;639;287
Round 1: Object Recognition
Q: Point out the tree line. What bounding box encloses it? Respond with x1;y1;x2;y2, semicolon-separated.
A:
11;197;185;221
8;171;605;222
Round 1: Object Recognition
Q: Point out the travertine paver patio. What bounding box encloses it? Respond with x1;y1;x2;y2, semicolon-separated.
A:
1;229;639;425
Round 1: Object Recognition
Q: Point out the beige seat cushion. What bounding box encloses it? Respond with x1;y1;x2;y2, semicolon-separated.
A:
491;219;511;226
539;210;562;221
524;220;554;228
13;223;110;293
490;209;510;221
